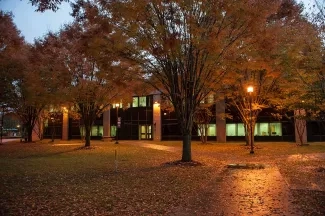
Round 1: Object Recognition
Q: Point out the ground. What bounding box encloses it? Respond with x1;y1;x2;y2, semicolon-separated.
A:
0;139;324;215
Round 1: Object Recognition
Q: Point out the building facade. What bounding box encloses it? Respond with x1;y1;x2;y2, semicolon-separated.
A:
41;93;317;143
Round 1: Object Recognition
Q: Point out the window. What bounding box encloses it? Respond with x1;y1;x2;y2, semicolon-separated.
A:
91;126;103;136
132;97;139;107
147;96;152;107
139;96;146;107
226;124;237;136
226;122;282;136
197;124;216;136
258;123;269;136
207;94;214;104
237;123;246;136
44;119;48;128
110;126;116;137
270;123;282;136
91;126;98;136
112;103;122;108
79;126;103;136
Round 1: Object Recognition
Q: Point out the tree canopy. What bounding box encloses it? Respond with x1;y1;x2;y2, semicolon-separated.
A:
70;0;314;160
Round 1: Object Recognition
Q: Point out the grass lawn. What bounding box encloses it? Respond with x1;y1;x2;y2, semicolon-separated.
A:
1;140;325;215
0;140;219;215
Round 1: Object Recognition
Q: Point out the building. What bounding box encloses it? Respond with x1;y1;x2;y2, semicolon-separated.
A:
41;93;314;143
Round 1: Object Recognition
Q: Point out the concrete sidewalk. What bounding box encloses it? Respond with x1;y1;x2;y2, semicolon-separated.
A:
122;141;180;153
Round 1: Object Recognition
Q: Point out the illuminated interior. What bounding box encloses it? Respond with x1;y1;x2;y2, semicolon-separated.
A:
226;123;282;136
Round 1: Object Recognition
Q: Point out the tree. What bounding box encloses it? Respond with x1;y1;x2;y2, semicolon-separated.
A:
226;70;281;146
0;11;25;107
40;22;138;147
224;0;317;149
74;0;286;162
0;11;45;142
194;105;213;144
275;0;325;145
29;0;70;12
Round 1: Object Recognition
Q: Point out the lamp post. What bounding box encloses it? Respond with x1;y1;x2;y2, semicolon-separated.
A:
115;103;119;144
17;124;20;139
51;116;55;142
247;86;254;154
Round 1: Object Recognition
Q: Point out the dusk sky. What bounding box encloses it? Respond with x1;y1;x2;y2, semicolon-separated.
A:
0;0;74;43
0;0;315;44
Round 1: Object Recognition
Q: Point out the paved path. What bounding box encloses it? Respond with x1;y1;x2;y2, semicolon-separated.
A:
217;167;300;216
122;141;180;153
1;138;19;143
287;152;325;161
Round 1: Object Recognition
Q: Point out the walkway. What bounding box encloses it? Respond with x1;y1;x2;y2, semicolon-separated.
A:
1;138;20;143
122;141;180;153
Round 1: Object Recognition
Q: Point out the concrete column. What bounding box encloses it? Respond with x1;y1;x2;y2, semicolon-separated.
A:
216;96;226;143
294;109;307;144
153;94;161;141
62;109;69;140
32;118;41;141
102;108;111;140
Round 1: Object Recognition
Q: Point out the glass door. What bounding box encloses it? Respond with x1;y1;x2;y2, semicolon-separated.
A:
139;125;152;140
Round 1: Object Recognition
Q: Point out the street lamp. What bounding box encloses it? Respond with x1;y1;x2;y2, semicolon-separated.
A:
50;116;55;142
115;103;119;144
247;86;254;154
17;124;20;139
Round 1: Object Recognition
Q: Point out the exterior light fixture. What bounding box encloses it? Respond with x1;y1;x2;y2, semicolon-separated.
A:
115;103;120;144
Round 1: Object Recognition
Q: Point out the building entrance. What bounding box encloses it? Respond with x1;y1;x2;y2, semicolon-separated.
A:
139;125;152;140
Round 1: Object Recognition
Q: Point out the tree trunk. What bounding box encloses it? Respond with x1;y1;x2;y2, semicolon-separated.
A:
295;120;306;146
244;123;249;146
27;126;33;142
84;125;91;147
182;133;192;162
204;125;208;143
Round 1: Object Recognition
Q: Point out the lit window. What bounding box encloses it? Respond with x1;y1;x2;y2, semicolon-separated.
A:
258;123;269;136
237;123;246;136
110;126;116;137
132;97;139;107
208;94;214;104
270;123;282;136
112;103;122;108
198;124;216;136
91;126;98;136
139;96;146;107
208;124;216;136
226;124;236;136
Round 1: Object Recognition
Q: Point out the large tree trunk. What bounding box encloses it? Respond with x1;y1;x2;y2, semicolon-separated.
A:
180;111;194;161
182;133;192;162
